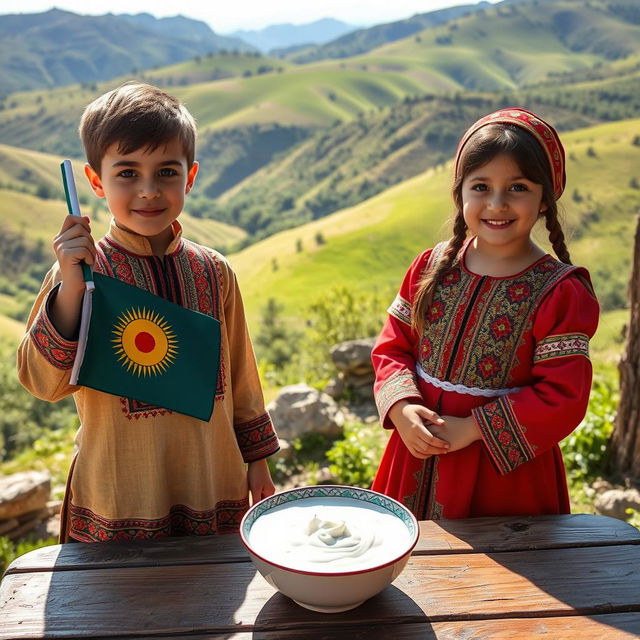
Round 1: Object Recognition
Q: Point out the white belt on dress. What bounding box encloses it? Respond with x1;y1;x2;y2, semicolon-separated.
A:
416;365;522;398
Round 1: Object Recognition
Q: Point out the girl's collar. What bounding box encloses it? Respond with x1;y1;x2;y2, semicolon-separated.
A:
458;236;551;280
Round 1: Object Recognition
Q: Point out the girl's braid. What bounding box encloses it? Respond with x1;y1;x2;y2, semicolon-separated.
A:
412;214;468;335
544;210;572;264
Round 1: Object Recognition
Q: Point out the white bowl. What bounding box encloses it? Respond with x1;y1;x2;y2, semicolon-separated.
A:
240;485;419;613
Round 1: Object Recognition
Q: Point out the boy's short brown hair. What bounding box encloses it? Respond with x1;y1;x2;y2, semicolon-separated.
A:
79;82;197;174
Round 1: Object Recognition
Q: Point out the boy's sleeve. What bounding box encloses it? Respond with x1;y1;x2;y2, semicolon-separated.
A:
372;250;432;428
220;258;279;463
471;274;599;475
16;265;80;403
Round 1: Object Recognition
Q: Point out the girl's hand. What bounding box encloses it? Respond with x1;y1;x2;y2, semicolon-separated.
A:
247;458;276;505
430;415;482;453
389;401;450;459
53;215;96;293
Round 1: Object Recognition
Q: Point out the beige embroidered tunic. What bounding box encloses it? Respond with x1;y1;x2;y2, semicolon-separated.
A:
17;221;279;542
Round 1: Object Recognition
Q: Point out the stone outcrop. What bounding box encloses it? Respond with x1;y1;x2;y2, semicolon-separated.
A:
267;383;345;442
326;337;377;404
594;488;640;521
0;471;60;541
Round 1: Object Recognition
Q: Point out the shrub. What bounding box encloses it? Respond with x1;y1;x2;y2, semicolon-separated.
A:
560;376;618;483
325;421;386;488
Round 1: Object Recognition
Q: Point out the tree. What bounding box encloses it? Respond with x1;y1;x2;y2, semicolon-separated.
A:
610;216;640;481
254;298;299;369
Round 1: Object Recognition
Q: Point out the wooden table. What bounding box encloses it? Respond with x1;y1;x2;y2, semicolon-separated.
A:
2;514;640;639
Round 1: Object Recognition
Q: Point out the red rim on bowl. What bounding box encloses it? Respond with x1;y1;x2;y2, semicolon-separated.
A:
239;485;419;577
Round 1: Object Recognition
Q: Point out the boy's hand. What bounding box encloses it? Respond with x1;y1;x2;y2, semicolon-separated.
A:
248;458;276;505
53;215;96;292
389;400;450;459
429;415;482;453
50;215;96;338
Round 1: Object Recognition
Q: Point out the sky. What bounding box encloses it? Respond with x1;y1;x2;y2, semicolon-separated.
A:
2;0;499;33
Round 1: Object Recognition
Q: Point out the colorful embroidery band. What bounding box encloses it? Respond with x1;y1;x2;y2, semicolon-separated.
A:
534;333;590;363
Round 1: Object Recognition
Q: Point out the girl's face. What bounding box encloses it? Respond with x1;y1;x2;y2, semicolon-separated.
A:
461;153;546;257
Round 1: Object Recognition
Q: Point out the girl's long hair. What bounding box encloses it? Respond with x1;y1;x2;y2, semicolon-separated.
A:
411;123;572;336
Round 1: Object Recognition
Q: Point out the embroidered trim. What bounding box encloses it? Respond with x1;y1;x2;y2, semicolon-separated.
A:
416;365;522;397
234;412;280;462
376;369;422;423
534;333;589;363
402;456;443;520
388;293;412;326
119;397;173;420
68;500;249;542
418;254;580;390
30;297;77;370
472;396;535;475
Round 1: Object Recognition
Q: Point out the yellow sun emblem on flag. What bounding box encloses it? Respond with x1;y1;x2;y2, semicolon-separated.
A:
112;308;178;377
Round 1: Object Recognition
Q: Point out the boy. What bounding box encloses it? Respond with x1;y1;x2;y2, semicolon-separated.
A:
17;82;279;542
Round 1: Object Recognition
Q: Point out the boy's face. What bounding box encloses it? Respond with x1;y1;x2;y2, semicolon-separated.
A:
85;138;198;251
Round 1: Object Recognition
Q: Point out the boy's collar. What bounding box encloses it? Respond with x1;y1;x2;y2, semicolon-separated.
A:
107;219;183;256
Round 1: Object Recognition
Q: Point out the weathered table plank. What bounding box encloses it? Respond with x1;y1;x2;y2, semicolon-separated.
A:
132;613;640;640
2;545;639;638
6;514;639;574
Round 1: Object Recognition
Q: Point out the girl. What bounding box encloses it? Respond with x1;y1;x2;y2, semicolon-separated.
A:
371;107;599;519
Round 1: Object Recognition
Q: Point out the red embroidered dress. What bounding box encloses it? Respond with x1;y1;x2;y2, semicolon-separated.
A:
18;221;279;542
371;241;599;519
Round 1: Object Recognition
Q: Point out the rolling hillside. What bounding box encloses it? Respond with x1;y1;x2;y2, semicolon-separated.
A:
0;9;254;97
230;118;640;329
3;0;640;158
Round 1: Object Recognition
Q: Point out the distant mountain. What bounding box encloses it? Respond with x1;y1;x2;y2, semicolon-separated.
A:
230;18;357;53
287;1;495;62
0;9;256;96
118;13;250;49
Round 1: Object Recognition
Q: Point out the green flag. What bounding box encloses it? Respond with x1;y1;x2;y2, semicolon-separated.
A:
61;160;220;421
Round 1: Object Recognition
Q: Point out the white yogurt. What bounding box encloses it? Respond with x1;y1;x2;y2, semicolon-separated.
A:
248;497;412;572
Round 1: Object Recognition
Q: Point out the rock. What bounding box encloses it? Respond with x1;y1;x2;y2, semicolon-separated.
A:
31;514;61;541
590;479;614;494
594;488;640;521
0;471;51;520
323;376;345;399
330;338;376;374
0;518;19;536
348;372;376;389
267;383;345;441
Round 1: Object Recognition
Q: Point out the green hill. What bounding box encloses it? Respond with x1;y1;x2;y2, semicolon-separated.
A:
211;96;608;238
0;9;254;97
230;118;640;329
288;2;492;63
4;0;640;156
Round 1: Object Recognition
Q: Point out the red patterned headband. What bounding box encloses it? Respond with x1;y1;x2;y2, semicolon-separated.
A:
455;107;566;200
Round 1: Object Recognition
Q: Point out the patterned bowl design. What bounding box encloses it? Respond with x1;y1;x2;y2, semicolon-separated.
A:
240;485;419;613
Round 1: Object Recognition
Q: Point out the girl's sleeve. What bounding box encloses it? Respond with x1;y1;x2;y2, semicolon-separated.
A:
220;257;279;462
471;274;599;475
17;265;80;403
372;250;432;428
